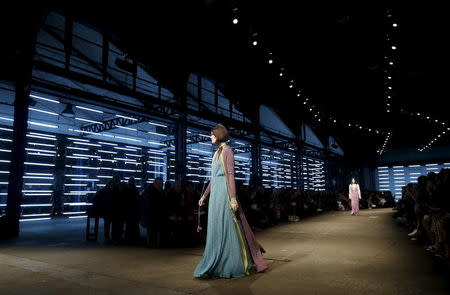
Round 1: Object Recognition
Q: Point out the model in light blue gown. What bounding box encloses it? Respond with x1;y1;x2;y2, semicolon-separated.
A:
194;157;253;278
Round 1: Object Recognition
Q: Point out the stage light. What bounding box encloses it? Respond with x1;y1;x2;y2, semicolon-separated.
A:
233;18;238;24
61;104;75;117
393;23;398;27
252;41;257;46
279;72;283;77
389;62;394;65
387;76;392;79
391;46;397;50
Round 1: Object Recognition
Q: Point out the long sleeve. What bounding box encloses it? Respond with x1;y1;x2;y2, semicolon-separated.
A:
223;146;237;201
357;184;361;199
201;181;211;199
348;184;351;198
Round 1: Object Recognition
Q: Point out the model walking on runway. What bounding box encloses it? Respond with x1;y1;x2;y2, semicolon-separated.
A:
194;124;267;279
349;178;361;215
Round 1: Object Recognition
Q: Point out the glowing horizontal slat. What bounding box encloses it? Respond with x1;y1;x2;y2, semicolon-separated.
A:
147;131;167;137
28;142;55;147
147;141;165;146
70;166;100;170
114;147;137;151
116;114;138;121
29;107;58;116
75;117;102;124
28;121;58;128
20;218;52;222
98;141;117;146
69;215;87;219
30;94;59;103
117;126;137;131
67;146;89;151
71;178;99;181
26;134;57;141
24;162;54;167
73;142;101;147
75;106;103;113
148;121;167;128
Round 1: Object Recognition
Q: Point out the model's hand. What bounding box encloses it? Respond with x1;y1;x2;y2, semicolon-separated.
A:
199;198;205;206
230;202;239;212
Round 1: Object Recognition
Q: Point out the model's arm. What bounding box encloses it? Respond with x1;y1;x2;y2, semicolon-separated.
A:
200;182;211;202
223;147;237;205
357;184;361;199
348;184;351;199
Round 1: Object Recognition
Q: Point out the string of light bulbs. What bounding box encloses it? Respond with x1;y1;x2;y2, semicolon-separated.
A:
232;5;388;138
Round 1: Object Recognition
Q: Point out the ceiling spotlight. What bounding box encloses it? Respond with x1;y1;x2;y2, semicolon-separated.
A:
303;101;307;105
252;41;258;46
389;62;394;65
426;117;430;119
318;118;321;122
387;96;391;98
268;59;273;64
391;46;397;50
348;123;351;127
388;87;392;89
61;103;75;117
289;85;293;88
309;108;313;111
359;126;362;129
368;128;371;131
233;18;239;25
417;113;421;116
279;72;283;77
297;93;301;97
387;76;392;79
393;23;398;27
435;119;439;123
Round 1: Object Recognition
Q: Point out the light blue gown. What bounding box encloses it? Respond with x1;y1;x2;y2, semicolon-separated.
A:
194;156;253;278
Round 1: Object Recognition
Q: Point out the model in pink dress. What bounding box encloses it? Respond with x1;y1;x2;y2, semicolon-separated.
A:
349;178;361;215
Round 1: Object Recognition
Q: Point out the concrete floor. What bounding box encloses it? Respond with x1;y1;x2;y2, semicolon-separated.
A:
1;209;449;295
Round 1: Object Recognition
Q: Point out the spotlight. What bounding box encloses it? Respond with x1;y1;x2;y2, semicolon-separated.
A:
348;123;351;127
389;62;394;65
268;59;273;64
279;72;283;77
233;18;239;25
252;41;258;46
387;76;392;79
391;46;397;50
297;93;301;97
393;23;398;27
289;85;293;88
388;87;392;89
333;119;337;123
61;103;75;117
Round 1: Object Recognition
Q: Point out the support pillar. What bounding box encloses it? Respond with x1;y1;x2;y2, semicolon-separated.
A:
51;134;67;216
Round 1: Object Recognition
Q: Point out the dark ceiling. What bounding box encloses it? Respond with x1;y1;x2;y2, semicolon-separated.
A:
1;1;449;164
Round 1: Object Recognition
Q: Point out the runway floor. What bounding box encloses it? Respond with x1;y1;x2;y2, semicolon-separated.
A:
1;208;449;295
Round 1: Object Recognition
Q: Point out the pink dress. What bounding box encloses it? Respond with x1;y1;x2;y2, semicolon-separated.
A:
349;184;361;214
